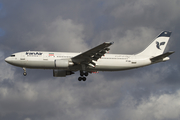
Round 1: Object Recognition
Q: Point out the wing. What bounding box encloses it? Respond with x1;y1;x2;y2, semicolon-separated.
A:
72;42;114;67
150;51;174;63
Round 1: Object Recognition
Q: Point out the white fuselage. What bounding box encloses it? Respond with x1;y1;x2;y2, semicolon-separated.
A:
5;51;152;71
4;31;172;80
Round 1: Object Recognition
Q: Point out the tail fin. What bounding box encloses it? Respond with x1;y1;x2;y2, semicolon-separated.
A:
137;31;172;57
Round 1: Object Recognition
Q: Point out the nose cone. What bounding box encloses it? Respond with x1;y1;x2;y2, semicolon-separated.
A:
5;57;10;63
5;56;17;66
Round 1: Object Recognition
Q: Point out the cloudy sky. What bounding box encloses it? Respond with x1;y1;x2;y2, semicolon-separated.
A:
0;0;180;120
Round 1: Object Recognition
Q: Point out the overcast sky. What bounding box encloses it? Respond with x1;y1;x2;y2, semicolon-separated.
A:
0;0;180;120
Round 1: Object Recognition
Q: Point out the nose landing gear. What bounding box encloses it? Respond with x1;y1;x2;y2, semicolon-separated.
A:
78;71;88;81
23;67;27;76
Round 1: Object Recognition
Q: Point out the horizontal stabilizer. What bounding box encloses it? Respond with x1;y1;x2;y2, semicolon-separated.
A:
150;51;174;63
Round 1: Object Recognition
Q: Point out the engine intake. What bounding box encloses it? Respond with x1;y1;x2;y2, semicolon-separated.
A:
54;59;74;69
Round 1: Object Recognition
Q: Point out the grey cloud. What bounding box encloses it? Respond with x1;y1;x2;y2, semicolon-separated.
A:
21;17;88;52
113;90;180;120
0;63;177;120
104;27;157;54
108;0;180;29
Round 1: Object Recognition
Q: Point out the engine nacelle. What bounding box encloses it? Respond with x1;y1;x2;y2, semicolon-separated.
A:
54;59;74;69
53;69;74;77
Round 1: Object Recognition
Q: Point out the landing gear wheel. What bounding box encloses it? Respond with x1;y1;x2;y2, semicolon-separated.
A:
80;71;84;76
23;67;27;76
79;71;88;81
23;72;27;76
78;77;82;81
84;72;88;76
78;77;86;81
83;77;86;81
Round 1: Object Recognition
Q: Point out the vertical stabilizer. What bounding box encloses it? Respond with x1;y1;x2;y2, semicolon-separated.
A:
137;31;172;57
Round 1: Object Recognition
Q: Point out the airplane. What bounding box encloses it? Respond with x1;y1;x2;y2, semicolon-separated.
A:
5;31;174;81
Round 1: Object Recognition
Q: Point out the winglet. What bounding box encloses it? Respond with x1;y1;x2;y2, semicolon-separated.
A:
105;42;114;45
110;42;114;45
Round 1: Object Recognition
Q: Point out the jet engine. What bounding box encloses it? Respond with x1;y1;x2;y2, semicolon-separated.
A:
54;59;74;69
53;69;74;77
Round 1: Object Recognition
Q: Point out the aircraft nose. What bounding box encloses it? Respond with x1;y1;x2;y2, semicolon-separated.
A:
5;57;10;63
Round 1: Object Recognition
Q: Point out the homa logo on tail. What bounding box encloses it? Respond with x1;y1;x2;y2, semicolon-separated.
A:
156;41;165;50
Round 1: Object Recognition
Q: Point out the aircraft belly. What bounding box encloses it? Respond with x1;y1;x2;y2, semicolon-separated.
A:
94;64;132;71
93;60;131;71
90;59;151;71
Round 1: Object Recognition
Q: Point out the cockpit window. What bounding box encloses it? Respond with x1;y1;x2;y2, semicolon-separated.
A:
10;55;15;57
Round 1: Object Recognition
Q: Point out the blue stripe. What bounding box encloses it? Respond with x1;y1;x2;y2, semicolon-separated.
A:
157;31;172;37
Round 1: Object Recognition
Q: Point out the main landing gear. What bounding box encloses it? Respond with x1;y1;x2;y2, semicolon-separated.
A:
23;67;27;76
78;71;88;81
